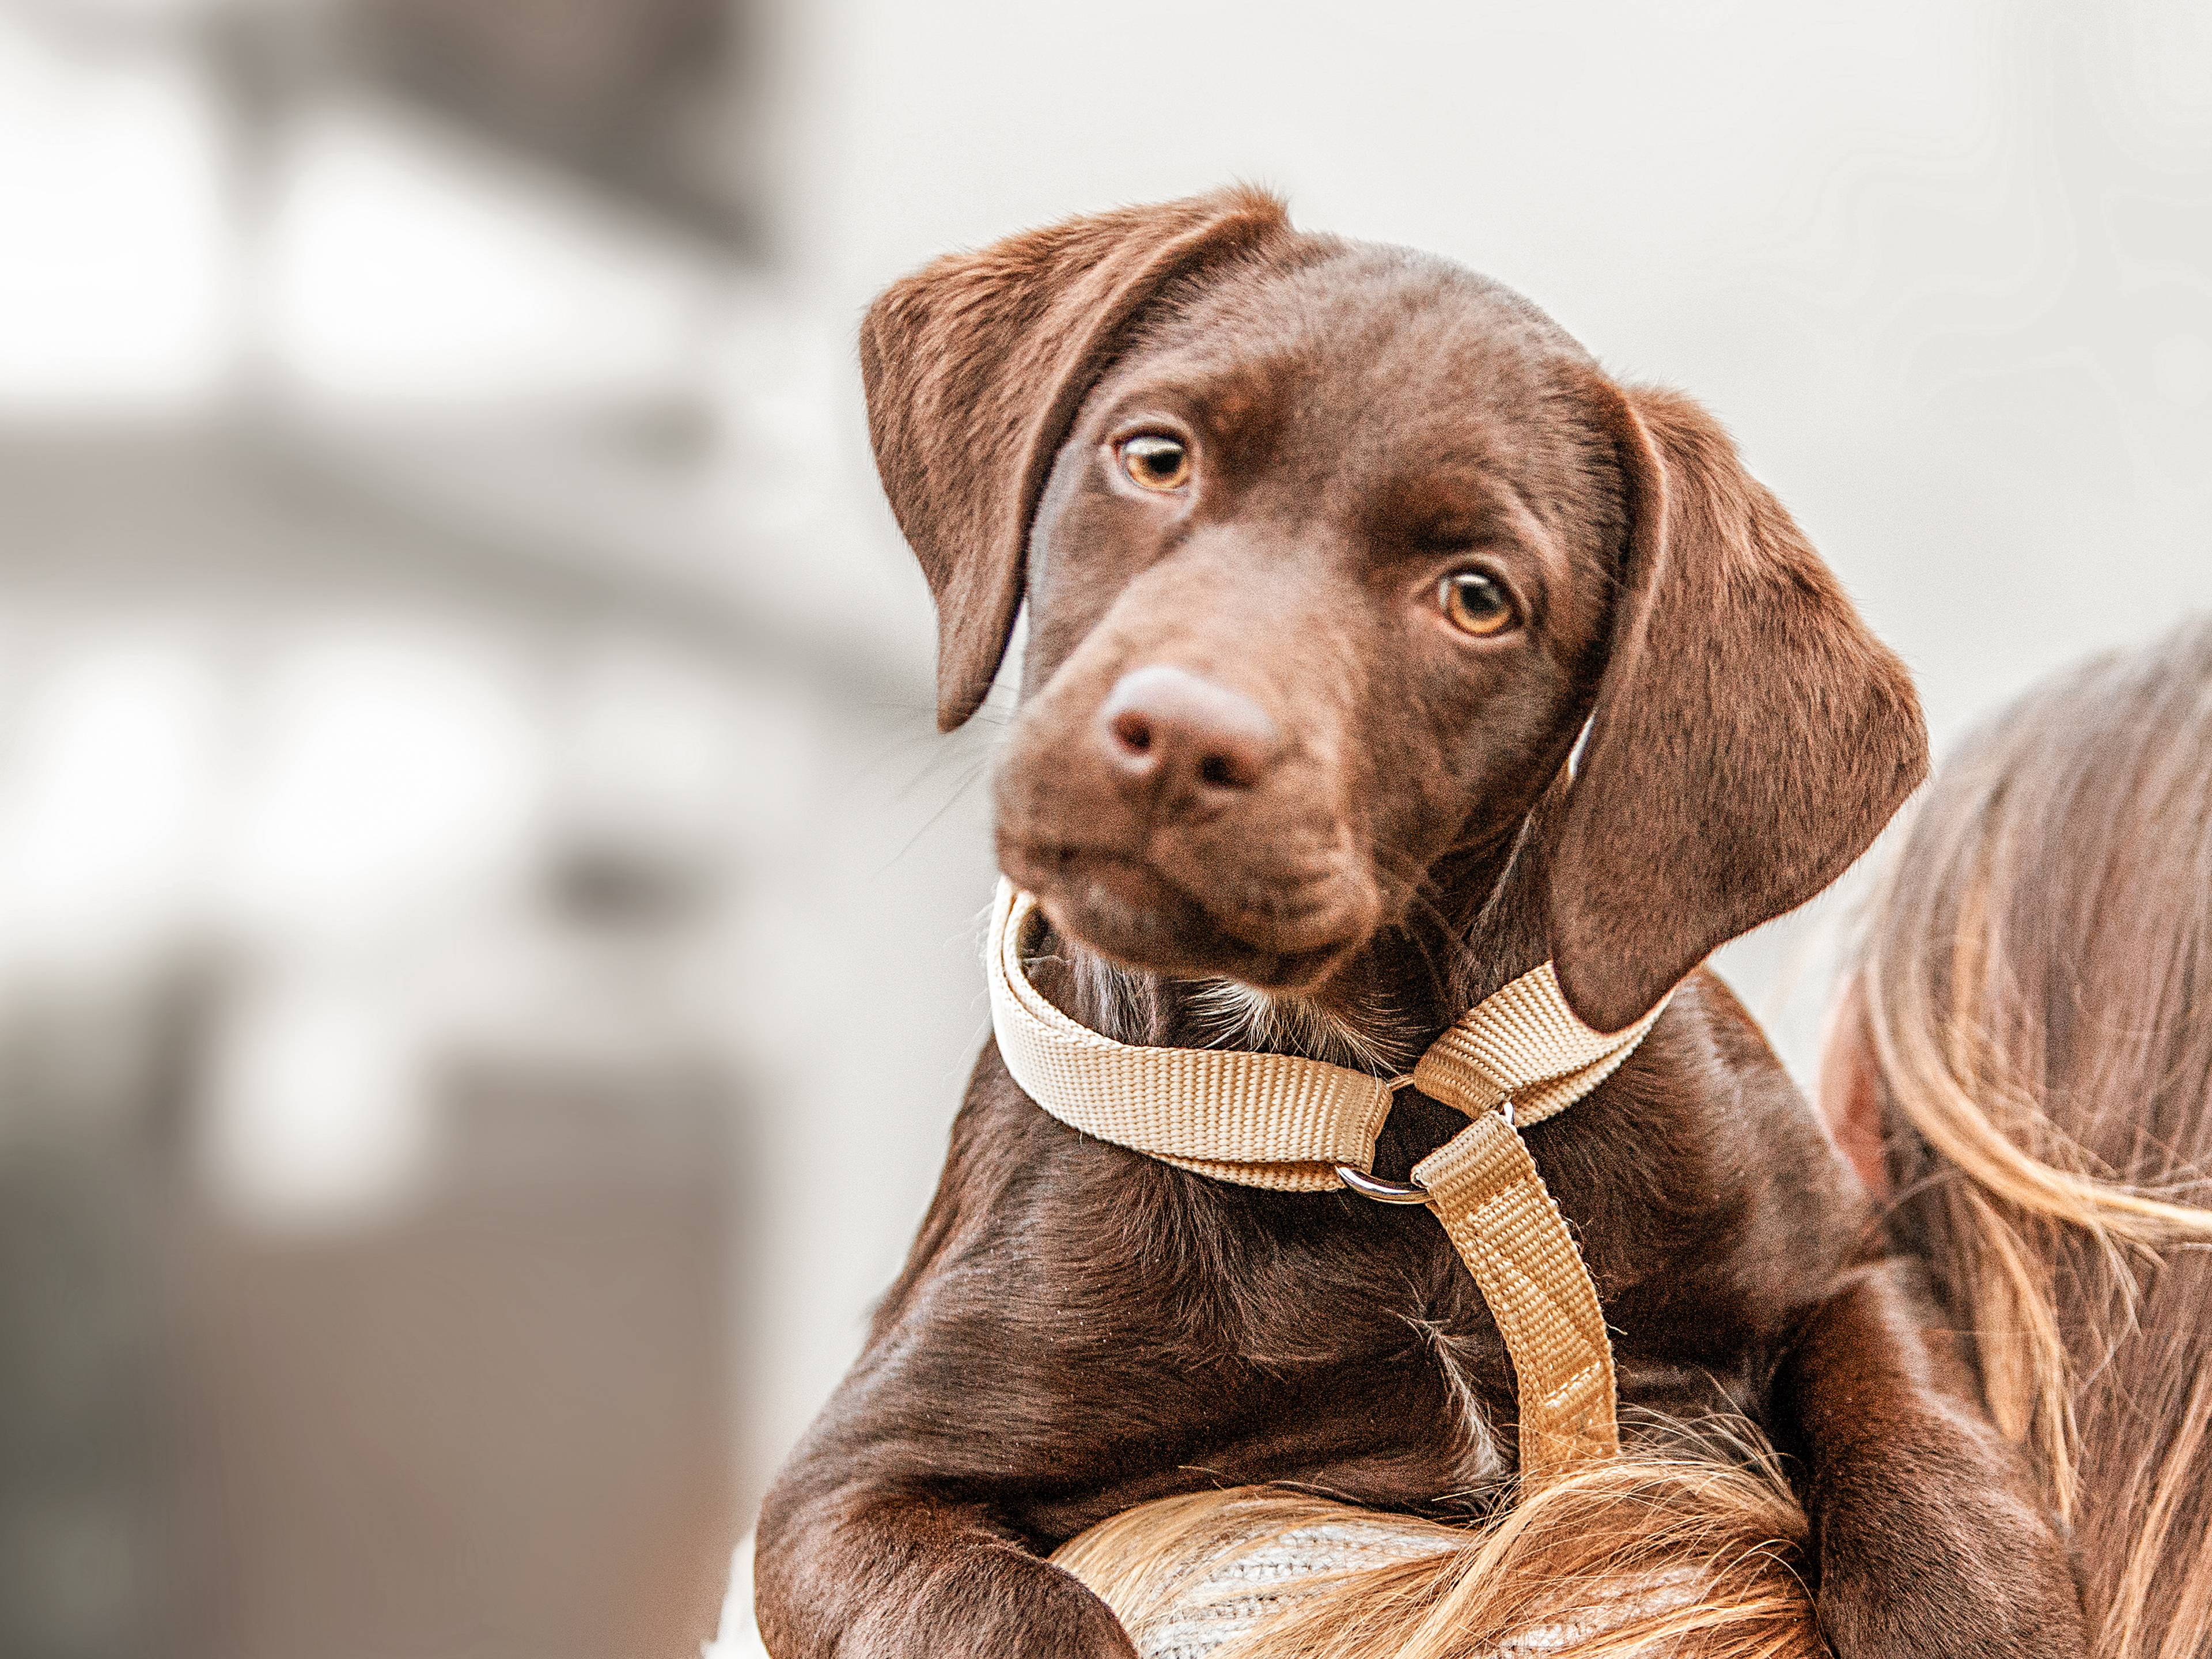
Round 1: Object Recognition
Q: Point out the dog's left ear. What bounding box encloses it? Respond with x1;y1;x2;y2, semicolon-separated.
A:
860;187;1293;731
1549;384;1929;1033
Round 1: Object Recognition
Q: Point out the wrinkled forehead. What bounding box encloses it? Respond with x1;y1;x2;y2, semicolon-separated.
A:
1092;245;1609;489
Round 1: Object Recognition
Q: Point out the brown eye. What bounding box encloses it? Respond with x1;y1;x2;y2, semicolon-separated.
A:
1119;434;1191;491
1439;570;1516;637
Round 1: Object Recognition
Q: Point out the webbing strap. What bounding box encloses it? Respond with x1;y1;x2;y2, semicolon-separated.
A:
984;880;1666;1485
989;887;1395;1191
1412;961;1665;1131
1412;1113;1621;1469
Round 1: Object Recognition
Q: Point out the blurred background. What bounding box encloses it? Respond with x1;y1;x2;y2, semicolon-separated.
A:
0;0;2205;1653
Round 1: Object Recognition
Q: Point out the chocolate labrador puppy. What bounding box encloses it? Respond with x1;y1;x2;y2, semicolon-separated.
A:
756;190;2083;1658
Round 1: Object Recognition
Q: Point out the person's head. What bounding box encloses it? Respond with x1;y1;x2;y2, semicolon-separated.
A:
1823;616;2212;1658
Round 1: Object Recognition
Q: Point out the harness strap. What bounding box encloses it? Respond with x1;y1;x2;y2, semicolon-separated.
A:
1412;1113;1621;1472
984;881;1665;1486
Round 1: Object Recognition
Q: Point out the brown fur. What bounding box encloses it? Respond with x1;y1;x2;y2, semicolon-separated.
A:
755;190;2085;1658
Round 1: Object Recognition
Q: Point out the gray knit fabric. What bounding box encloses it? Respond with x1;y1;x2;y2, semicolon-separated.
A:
1134;1518;1455;1659
1128;1516;1705;1659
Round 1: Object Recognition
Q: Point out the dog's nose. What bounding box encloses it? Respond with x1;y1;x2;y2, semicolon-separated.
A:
1097;665;1283;797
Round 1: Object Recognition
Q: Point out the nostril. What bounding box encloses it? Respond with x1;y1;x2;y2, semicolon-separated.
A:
1111;710;1154;756
1097;664;1282;796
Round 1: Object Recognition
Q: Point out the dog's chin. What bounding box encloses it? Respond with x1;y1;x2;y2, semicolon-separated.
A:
1005;847;1372;994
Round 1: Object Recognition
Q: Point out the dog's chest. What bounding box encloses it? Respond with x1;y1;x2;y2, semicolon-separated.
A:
1184;1230;1518;1501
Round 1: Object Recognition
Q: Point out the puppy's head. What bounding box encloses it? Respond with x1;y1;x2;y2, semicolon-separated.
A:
865;190;1926;1032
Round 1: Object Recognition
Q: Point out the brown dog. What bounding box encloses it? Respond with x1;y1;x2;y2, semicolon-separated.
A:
755;189;2085;1658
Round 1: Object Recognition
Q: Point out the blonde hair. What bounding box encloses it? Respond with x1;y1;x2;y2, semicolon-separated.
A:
1858;618;2212;1659
1055;1431;1818;1659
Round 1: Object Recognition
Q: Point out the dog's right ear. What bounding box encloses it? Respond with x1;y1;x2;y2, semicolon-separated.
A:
860;188;1292;731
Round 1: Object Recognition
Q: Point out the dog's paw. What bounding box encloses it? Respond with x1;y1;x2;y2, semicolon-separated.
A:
1811;1437;2085;1659
839;1546;1138;1659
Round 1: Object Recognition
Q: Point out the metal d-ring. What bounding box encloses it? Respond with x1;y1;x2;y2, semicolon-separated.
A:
1335;1085;1523;1203
1335;1164;1431;1204
1336;1073;1431;1203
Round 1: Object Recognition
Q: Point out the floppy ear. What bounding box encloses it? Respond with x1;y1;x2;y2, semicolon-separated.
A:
859;187;1293;731
1549;384;1929;1033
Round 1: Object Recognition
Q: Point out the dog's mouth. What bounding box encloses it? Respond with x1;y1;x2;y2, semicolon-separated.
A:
998;840;1372;993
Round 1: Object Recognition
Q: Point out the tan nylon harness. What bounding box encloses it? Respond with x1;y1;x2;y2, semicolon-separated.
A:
986;881;1668;1486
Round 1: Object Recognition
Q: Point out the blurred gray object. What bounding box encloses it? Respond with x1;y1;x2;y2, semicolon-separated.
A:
86;0;771;249
0;410;807;1653
172;968;743;1659
0;983;175;1659
347;0;745;221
